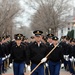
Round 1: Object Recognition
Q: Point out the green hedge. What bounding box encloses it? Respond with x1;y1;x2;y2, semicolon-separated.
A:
67;30;74;38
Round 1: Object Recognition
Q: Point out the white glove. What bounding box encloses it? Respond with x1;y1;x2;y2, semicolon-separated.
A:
65;55;69;61
9;63;13;68
72;56;74;60
2;57;6;61
6;56;8;59
8;54;11;58
70;58;73;62
70;56;74;62
41;57;47;63
61;64;64;68
45;63;48;67
74;58;75;62
26;65;31;72
25;64;27;68
63;55;66;59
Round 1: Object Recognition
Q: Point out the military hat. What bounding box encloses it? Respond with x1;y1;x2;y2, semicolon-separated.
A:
63;36;66;38
61;36;64;39
52;36;58;40
47;34;54;38
5;35;10;39
23;36;26;39
6;35;10;38
31;36;34;39
2;36;6;40
15;34;23;40
33;30;43;36
22;36;25;41
66;36;70;41
70;38;73;42
23;36;28;40
72;39;75;42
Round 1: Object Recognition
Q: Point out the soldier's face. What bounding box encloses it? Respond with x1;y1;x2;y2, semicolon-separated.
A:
16;40;21;45
6;37;10;41
52;40;58;45
35;35;42;42
71;42;75;45
2;39;5;43
47;38;53;43
31;38;35;42
63;38;66;42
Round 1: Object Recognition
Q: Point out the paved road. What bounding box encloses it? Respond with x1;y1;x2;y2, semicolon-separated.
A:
2;68;71;75
60;69;71;75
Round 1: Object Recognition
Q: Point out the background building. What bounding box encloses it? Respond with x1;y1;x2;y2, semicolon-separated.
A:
57;7;75;39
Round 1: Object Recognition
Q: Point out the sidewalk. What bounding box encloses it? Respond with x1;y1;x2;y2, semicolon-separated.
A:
2;68;71;75
2;67;13;75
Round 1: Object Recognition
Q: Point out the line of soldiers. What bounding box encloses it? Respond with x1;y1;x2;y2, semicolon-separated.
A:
0;35;12;75
0;30;75;75
60;36;75;75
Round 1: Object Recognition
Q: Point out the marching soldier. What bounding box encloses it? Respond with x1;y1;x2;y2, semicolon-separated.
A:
69;39;75;75
0;37;5;75
41;35;47;44
30;36;35;43
62;37;72;71
47;36;64;75
4;35;11;69
22;36;29;46
45;34;54;75
1;36;7;73
9;34;29;75
27;30;48;75
59;36;66;50
46;34;54;46
0;43;2;75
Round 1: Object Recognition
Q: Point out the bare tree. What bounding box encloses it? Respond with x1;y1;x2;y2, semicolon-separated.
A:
0;0;20;37
25;0;73;35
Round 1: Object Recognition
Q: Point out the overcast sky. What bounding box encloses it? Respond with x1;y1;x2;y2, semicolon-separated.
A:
15;0;75;28
15;0;37;27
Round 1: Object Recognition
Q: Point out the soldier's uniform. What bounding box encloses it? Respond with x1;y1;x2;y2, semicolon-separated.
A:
45;34;54;75
47;36;64;75
10;34;29;75
59;36;66;48
62;37;72;71
7;40;16;67
69;39;75;74
22;36;29;46
30;36;35;43
1;36;7;73
0;37;5;75
28;30;48;75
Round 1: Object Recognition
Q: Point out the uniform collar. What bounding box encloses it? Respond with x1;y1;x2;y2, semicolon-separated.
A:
15;42;22;47
35;41;42;47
